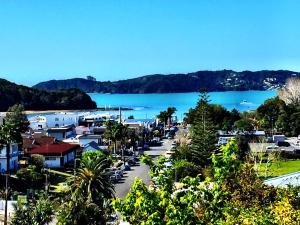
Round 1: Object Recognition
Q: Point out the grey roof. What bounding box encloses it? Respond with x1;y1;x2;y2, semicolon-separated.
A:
78;134;102;139
264;171;300;187
83;141;102;151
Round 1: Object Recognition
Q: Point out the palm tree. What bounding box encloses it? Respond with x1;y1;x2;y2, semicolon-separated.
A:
58;156;114;225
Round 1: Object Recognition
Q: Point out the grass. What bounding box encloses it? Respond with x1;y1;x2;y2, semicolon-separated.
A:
256;160;300;178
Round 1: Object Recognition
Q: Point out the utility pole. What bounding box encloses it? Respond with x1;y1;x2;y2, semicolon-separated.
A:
4;173;8;225
4;143;11;225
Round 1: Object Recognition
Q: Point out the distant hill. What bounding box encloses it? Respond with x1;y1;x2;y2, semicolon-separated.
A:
0;79;97;111
33;70;300;94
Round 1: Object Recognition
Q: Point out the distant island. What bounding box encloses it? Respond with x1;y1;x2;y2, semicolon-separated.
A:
33;70;300;93
0;78;97;111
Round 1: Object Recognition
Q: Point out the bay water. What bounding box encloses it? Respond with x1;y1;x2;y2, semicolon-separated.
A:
89;90;276;120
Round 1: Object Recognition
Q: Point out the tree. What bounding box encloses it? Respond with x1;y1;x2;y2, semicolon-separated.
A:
11;195;54;225
234;118;254;133
58;156;114;225
189;91;217;167
0;104;28;225
278;77;300;105
157;107;177;127
104;120;125;155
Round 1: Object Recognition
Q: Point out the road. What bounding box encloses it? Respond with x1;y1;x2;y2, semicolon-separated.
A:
115;139;173;198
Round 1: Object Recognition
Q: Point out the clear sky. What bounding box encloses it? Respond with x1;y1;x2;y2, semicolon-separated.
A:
0;0;300;86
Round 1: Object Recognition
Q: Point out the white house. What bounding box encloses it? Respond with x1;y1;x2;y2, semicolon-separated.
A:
0;143;19;173
29;143;79;168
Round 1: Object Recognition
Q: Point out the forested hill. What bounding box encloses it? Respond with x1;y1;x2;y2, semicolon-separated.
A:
33;70;300;93
0;78;97;111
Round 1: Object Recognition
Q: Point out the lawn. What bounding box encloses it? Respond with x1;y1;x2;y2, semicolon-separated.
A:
256;160;300;178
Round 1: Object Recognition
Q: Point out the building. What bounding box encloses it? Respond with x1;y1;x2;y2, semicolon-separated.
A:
47;125;75;141
82;141;108;152
0;143;19;173
78;113;118;126
124;119;156;132
22;135;55;155
78;134;103;146
29;113;80;130
29;143;79;168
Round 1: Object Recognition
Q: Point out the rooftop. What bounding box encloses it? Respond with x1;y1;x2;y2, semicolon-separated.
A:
29;143;79;156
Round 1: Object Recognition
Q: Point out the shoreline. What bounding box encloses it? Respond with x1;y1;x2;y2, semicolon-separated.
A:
23;107;133;115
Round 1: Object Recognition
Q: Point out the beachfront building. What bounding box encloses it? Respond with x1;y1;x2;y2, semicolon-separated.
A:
0;143;19;173
78;113;119;126
29;143;79;168
29;113;80;130
124;119;156;132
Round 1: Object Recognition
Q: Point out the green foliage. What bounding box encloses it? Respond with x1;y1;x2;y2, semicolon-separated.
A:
189;91;218;167
16;165;43;188
82;150;105;162
116;140;300;225
11;195;54;225
113;178;164;225
57;156;114;225
256;96;300;136
29;154;45;171
0;79;96;111
172;159;199;181
212;141;241;182
234;118;254;133
157;107;176;125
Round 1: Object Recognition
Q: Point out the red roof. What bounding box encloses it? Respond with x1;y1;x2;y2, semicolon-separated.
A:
29;143;79;156
23;136;55;150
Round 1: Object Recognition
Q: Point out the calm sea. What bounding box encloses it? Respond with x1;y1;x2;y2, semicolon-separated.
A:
89;90;276;120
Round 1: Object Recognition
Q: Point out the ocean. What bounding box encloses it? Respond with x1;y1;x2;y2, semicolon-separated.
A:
88;90;277;120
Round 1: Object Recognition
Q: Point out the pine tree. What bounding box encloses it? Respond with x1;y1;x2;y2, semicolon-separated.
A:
190;91;217;167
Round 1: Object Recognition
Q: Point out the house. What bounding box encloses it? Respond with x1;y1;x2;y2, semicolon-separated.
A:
78;134;103;146
0;143;19;173
47;125;75;141
29;143;80;168
22;135;55;155
83;141;108;152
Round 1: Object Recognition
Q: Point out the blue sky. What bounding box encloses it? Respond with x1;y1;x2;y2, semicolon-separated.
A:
0;0;300;86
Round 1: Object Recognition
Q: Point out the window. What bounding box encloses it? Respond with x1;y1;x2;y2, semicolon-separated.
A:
55;118;59;121
45;157;57;161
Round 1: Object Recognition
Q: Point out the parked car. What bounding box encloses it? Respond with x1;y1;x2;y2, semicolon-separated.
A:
266;145;279;152
277;141;290;147
124;162;131;171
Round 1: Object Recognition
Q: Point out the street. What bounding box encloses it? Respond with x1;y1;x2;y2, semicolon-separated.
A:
115;139;173;198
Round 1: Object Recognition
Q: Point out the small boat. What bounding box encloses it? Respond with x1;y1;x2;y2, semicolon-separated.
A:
240;100;250;105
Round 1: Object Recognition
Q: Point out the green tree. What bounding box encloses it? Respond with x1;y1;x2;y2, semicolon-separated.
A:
189;91;217;167
58;156;114;225
11;195;54;225
0;104;28;225
157;107;176;124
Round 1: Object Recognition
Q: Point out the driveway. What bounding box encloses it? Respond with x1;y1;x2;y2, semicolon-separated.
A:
115;139;173;198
